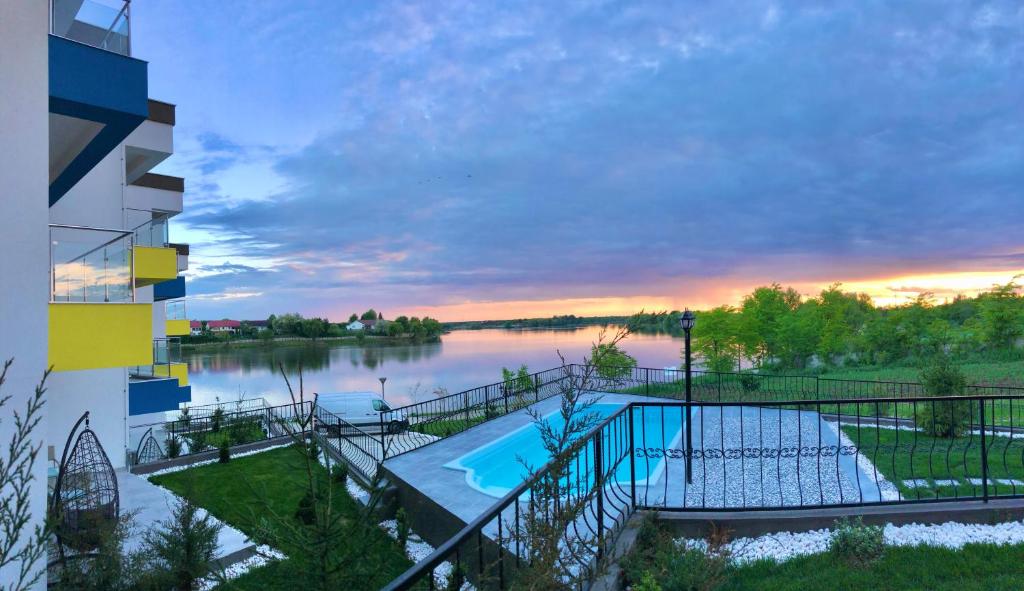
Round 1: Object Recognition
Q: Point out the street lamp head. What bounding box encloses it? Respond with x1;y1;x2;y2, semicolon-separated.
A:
378;377;387;385
680;309;696;332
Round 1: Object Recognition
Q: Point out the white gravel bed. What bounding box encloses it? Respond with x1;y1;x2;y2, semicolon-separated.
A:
144;442;294;477
679;519;1024;565
199;545;286;591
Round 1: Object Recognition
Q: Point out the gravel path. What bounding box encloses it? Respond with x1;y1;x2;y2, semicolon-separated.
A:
680;519;1024;564
636;406;896;509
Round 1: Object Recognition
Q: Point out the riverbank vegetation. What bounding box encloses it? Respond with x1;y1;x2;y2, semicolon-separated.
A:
183;311;443;349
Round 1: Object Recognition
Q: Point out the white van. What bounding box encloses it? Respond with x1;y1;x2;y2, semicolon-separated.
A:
315;392;408;434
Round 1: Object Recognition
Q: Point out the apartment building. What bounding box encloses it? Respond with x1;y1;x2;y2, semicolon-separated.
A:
1;1;189;583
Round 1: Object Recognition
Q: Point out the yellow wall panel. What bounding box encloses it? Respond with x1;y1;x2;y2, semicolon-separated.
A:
166;318;190;336
49;303;153;371
134;246;177;287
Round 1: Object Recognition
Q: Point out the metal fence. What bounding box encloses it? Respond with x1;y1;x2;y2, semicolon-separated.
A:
584;364;1024;404
312;405;386;482
382;405;635;591
381;378;1024;590
129;401;312;467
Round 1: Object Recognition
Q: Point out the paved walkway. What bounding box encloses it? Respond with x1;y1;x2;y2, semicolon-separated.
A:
118;468;252;559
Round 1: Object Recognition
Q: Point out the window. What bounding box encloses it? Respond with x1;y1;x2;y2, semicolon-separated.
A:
372;400;392;412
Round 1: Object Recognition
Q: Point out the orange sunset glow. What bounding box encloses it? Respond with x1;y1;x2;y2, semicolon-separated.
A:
398;269;1024;322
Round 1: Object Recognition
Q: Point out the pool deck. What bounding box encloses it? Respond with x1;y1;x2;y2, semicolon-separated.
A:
381;392;671;525
382;392;897;543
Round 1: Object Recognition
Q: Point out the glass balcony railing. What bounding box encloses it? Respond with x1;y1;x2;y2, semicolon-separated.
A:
132;337;182;379
132;215;170;248
166;299;186;321
50;224;134;303
50;0;131;56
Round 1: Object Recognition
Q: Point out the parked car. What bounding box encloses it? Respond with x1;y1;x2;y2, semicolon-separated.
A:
314;392;408;434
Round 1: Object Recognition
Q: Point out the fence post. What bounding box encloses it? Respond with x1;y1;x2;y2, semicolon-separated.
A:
980;398;989;503
594;427;605;559
534;373;540;403
465;391;471;425
645;368;650;396
379;413;387;461
717;372;722;400
503;384;509;414
628;405;636;510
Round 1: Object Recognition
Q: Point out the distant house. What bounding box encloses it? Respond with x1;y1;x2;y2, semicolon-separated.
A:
207;320;241;333
347;318;382;331
246;320;270;331
190;320;203;336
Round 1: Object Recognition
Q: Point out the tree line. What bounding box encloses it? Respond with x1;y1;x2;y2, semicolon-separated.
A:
679;280;1024;372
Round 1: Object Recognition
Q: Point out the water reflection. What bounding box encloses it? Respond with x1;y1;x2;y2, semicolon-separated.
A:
185;327;683;408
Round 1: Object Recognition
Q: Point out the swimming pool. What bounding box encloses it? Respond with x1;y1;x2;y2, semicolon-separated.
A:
444;402;683;498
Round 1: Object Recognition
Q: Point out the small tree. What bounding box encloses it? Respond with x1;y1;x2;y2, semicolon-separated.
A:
511;325;632;589
917;356;970;438
0;359;49;591
590;342;637;380
51;513;148;591
143;496;222;591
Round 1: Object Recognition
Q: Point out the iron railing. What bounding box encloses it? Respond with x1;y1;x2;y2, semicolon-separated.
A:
129;401;312;466
383;405;635;591
312;405;386;482
384;392;1024;589
381;366;573;458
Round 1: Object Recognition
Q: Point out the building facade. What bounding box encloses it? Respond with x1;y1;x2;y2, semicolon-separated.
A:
1;1;189;584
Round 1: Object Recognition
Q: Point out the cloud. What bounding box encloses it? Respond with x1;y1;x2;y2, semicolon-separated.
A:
139;0;1024;320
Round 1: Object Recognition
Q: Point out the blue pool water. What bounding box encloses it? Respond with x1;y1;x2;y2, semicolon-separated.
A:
444;403;683;498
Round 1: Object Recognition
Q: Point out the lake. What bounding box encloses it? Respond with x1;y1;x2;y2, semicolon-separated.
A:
185;326;685;408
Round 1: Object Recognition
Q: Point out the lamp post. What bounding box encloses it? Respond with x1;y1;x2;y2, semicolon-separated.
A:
680;309;696;484
378;376;387;401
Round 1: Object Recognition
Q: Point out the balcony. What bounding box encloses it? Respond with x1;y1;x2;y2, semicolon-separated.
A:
48;224;152;371
51;0;132;56
48;1;148;205
128;376;191;416
165;299;189;337
131;216;177;287
153;276;186;301
132;338;188;387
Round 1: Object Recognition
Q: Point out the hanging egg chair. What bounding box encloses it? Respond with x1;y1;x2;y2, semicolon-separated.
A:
135;426;166;465
51;412;119;553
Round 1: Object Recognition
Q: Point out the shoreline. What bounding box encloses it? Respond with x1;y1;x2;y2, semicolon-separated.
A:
181;334;441;351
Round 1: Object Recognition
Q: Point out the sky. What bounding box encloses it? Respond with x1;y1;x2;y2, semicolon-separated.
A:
132;1;1024;322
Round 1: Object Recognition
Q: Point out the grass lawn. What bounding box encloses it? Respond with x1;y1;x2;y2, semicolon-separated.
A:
841;425;1024;498
726;543;1024;590
623;520;1024;591
818;359;1024;388
149;445;412;590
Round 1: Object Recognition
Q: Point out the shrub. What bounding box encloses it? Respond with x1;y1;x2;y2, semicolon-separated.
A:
218;440;231;464
395;508;410;547
295;490;317;525
211;407;225;432
331;462;349;485
621;518;730;591
484;405;499;420
165;436;182;459
143;496;222;591
739;372;759;393
307;439;321;461
634;571;663;591
917;357;970;437
828;517;885;566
